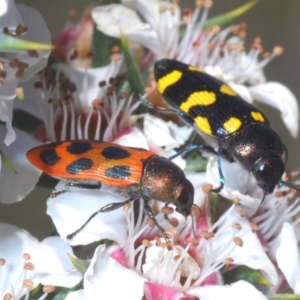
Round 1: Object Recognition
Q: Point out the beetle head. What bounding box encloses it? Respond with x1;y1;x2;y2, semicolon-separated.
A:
252;154;285;199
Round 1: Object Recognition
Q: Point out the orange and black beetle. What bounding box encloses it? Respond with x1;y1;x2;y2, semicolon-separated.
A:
27;140;195;241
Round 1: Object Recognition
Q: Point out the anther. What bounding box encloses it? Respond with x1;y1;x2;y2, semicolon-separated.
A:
123;202;132;211
200;230;214;239
0;258;5;266
250;222;258;233
99;80;106;87
169;218;179;227
162;205;174;215
27;50;39;58
202;184;213;194
223;257;234;265
233;237;243;247
187;237;199;246
232;197;240;204
111;46;120;53
24;262;35;271
43;285;56;293
142;239;151;247
4;293;12;300
23;279;34;289
23;253;31;260
232;223;242;230
236;209;245;217
273;46;283;56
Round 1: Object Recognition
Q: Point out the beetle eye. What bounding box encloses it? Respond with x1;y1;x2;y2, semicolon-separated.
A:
254;162;270;184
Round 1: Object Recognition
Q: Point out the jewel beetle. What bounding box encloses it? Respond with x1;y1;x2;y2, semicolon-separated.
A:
142;58;300;204
26;140;195;241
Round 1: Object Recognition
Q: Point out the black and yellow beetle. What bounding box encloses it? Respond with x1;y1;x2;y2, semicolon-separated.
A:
141;59;300;204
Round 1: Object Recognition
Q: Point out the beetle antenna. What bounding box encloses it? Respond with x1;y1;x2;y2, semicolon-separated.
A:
279;180;300;193
259;193;267;207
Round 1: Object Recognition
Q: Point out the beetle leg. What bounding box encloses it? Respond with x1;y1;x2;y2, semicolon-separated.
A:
143;197;171;244
66;197;136;240
211;148;225;193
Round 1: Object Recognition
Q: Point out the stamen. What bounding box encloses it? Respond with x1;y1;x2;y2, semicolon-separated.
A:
0;258;5;265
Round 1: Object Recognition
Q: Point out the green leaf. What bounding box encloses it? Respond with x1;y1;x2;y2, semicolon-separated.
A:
0;33;53;50
0;148;17;174
223;265;272;286
52;280;83;300
120;33;144;95
69;254;90;274
204;0;257;29
267;295;300;300
184;152;207;172
92;27;120;67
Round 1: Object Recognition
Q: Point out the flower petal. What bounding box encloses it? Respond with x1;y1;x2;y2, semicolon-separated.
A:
84;245;146;299
248;82;299;137
189;280;268;300
212;205;278;286
47;181;128;246
92;4;159;54
0;125;42;204
275;222;300;294
0;223;81;298
205;156;262;215
144;282;188;300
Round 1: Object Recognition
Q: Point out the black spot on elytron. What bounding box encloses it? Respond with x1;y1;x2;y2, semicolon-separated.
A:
40;149;60;166
105;166;131;179
67;142;93;154
66;158;93;174
102;147;130;160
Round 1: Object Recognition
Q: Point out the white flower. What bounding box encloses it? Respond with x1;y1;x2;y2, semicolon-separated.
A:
0;223;82;299
0;0;51;145
0;125;42;204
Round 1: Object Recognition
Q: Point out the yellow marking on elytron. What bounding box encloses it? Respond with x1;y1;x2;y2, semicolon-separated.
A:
194;116;212;135
157;70;182;94
223;117;243;134
220;84;237;96
180;91;216;113
188;65;204;72
251;111;265;122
